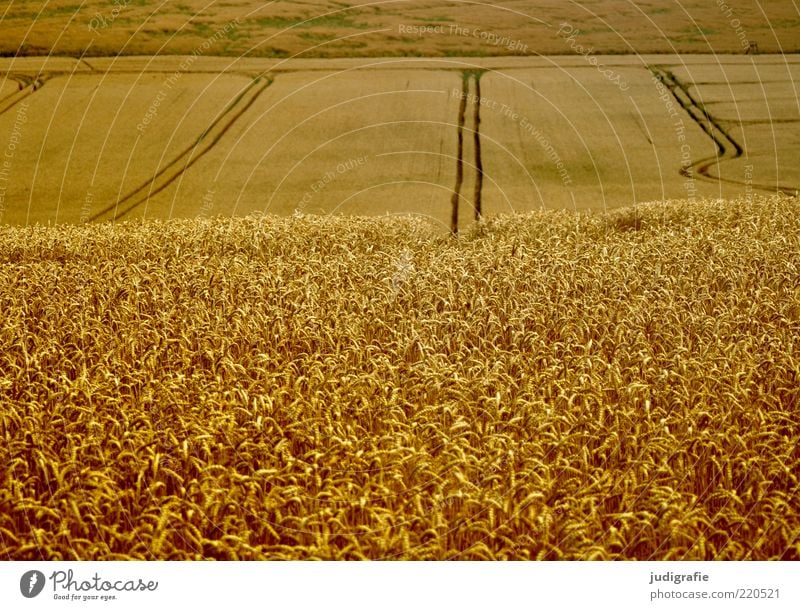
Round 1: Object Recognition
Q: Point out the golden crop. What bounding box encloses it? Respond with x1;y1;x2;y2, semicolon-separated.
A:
1;195;798;560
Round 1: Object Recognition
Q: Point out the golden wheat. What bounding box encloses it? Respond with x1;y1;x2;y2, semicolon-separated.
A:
0;196;798;560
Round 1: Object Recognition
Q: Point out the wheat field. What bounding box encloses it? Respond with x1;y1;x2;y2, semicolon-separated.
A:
1;196;798;560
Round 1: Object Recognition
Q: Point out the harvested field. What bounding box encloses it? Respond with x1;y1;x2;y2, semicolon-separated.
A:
1;196;799;560
116;69;463;226
669;60;800;195
0;72;260;225
0;78;20;102
1;56;797;228
477;65;724;214
670;63;800;84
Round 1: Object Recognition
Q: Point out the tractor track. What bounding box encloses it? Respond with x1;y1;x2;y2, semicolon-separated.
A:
450;75;468;234
89;76;272;222
450;69;485;233
471;71;484;222
0;74;46;116
651;66;798;197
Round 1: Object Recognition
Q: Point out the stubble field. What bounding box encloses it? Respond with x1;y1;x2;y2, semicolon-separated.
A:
2;1;799;228
1;55;798;228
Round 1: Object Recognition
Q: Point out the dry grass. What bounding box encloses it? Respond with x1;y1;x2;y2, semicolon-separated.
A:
1;195;799;560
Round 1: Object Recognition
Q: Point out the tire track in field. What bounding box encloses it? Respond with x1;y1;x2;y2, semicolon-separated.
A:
0;74;46;116
470;70;485;222
651;67;798;197
450;74;468;234
450;70;485;233
89;76;272;222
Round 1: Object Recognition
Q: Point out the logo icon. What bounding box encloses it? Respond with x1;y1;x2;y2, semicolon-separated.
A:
20;571;45;599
